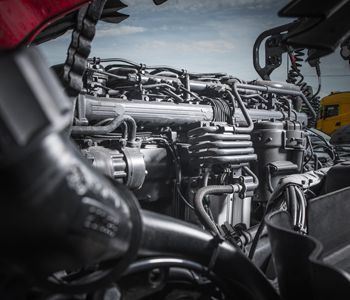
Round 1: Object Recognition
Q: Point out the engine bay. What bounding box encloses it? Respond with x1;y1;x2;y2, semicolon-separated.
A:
62;54;350;298
73;57;338;233
1;0;350;299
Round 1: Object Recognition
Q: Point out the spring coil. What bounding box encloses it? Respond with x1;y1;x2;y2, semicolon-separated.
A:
287;49;315;126
287;49;312;97
287;49;303;85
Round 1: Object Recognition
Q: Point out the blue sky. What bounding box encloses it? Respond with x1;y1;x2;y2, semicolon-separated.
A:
39;0;349;97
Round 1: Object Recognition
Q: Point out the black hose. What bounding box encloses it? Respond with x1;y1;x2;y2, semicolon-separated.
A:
125;257;208;276
266;165;274;193
89;58;226;77
194;185;241;235
105;65;138;73
71;114;137;145
123;115;137;143
139;210;279;300
71;114;125;135
123;257;229;296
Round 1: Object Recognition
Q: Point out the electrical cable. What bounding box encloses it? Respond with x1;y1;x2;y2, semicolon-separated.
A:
145;137;194;210
248;181;303;259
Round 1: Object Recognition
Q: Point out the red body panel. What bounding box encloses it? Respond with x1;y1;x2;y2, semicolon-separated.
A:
0;0;90;49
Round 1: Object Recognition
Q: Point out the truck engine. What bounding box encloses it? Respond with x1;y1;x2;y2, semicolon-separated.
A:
71;57;329;238
1;0;350;299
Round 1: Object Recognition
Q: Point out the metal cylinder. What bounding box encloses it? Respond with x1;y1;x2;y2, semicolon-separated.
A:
77;95;308;129
252;120;306;202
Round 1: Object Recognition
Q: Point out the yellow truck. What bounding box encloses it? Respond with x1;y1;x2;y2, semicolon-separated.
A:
317;92;350;135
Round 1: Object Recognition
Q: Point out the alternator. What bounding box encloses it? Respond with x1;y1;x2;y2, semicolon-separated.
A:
83;146;146;189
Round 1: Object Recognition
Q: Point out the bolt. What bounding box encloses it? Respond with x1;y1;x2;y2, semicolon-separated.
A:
148;268;163;287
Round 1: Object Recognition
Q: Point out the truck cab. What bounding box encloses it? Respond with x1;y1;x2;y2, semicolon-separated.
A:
317;92;350;135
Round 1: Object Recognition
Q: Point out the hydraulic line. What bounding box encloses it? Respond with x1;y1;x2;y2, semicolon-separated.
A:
163;88;185;102
236;82;317;122
243;166;259;190
179;85;202;102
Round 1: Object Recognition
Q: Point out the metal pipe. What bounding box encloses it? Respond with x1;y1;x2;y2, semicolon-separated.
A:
243;166;259;190
163;88;185;102
236;83;317;122
229;85;254;133
185;73;191;101
191;148;255;156
189;141;253;151
179;85;202;102
79;95;307;127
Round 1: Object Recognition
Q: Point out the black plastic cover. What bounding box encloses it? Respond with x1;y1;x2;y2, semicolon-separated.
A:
266;187;350;299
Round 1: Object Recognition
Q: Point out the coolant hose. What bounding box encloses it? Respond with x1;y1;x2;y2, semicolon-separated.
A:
71;113;137;145
71;114;125;135
194;185;242;235
123;115;137;143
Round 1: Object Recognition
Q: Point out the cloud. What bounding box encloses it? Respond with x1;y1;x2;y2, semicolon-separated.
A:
39;0;348;96
139;39;235;54
123;0;281;12
96;25;146;37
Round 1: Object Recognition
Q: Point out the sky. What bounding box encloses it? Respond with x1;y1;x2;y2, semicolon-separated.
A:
39;0;349;98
